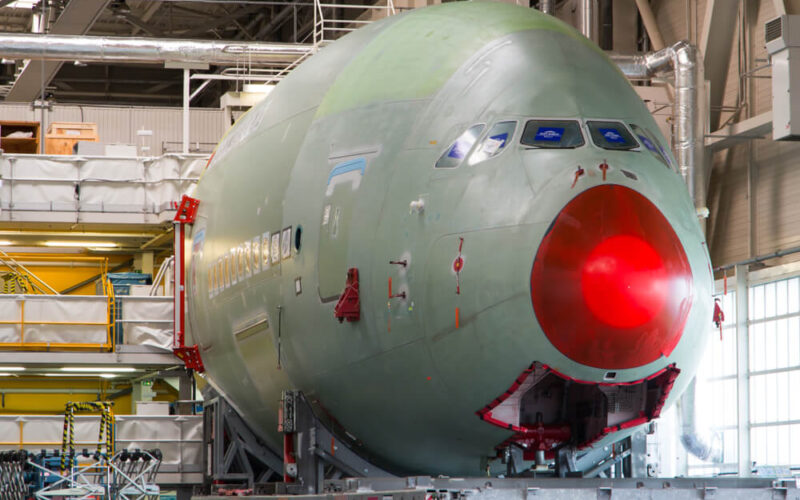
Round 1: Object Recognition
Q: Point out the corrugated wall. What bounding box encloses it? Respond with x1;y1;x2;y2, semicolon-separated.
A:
656;0;800;269
0;103;226;155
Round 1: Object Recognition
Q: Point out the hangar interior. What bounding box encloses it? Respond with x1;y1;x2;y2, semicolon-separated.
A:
0;0;799;498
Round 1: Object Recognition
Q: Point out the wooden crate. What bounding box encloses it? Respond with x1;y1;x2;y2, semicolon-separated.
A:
45;122;99;155
0;121;40;154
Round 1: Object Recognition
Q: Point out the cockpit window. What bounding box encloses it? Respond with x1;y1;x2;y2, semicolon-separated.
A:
586;121;638;151
629;123;672;169
630;123;672;168
469;121;517;165
520;120;584;149
435;124;485;168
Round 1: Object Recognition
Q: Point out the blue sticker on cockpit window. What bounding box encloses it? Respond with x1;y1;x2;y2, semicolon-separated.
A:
447;139;470;159
489;132;509;148
638;135;656;152
535;127;564;142
600;128;625;143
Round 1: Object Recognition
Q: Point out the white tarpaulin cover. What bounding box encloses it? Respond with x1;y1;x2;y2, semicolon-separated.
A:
119;296;173;350
0;415;202;466
0;295;108;346
0;154;206;221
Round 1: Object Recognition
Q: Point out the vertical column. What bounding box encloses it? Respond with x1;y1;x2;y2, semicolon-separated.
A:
183;68;190;154
735;264;750;476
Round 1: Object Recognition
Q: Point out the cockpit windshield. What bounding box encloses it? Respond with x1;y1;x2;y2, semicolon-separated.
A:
629;123;673;169
520;120;585;149
435;124;485;168
586;121;638;151
469;121;517;165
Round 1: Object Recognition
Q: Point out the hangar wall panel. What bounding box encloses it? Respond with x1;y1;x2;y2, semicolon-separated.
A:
652;0;800;268
0;103;225;155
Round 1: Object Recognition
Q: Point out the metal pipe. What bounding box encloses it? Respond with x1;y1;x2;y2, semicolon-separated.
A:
539;0;555;15
611;41;704;213
713;244;800;273
680;377;723;463
577;0;599;44
634;0;666;50
0;33;309;65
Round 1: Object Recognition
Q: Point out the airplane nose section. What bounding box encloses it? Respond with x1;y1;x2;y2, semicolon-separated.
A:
530;185;693;370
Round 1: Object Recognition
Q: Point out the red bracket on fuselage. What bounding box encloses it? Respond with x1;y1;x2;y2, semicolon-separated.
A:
334;268;360;322
174;345;205;372
172;194;205;372
174;194;200;223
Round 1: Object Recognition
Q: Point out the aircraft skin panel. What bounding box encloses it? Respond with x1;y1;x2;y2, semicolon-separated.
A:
187;3;713;476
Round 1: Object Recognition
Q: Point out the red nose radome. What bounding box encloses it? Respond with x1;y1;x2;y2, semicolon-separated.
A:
530;185;693;370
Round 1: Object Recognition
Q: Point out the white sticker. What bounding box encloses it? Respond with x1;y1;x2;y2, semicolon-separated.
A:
481;137;503;155
322;204;331;226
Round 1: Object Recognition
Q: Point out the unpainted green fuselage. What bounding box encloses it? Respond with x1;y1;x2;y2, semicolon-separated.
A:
187;2;713;476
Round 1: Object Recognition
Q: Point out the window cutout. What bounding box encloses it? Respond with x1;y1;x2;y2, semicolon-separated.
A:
244;241;252;278
238;245;246;281
604;371;617;381
252;236;261;274
586;121;638;150
271;233;280;264
469;121;517;165
295;226;303;252
435;124;485;168
262;232;271;269
520;120;585;149
630;123;671;169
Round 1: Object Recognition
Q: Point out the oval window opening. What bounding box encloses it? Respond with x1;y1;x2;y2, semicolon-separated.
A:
295;226;303;252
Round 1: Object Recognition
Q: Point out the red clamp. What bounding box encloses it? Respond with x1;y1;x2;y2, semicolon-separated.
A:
599;161;609;181
713;298;725;340
174;345;205;372
571;166;585;188
334;268;360;322
174;195;200;223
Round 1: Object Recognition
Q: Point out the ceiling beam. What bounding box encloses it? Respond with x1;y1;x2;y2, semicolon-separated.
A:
4;0;111;103
699;0;739;131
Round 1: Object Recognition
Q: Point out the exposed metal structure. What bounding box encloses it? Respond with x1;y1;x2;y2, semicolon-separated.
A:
539;0;555;15
611;41;705;213
0;33;309;65
189;476;800;499
577;0;598;43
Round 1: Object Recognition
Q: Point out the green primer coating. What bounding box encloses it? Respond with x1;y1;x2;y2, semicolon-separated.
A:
315;1;600;118
187;1;713;477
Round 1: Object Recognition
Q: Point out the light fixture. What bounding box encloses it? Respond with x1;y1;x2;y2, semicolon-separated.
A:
44;241;117;248
0;240;13;246
60;367;135;373
46;373;118;379
0;366;25;371
0;373;16;377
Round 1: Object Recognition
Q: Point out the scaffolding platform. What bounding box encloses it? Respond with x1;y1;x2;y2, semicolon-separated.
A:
0;153;207;227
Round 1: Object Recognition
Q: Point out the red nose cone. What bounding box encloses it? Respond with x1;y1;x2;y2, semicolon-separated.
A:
531;185;693;369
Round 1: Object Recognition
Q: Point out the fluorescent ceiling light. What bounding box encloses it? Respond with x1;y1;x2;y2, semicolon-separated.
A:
45;241;117;248
0;373;16;377
46;373;118;379
61;367;135;373
6;1;37;8
0;366;25;371
0;240;13;246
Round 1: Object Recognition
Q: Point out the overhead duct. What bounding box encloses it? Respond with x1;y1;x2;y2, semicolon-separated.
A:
610;41;706;215
577;0;599;44
0;33;309;65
